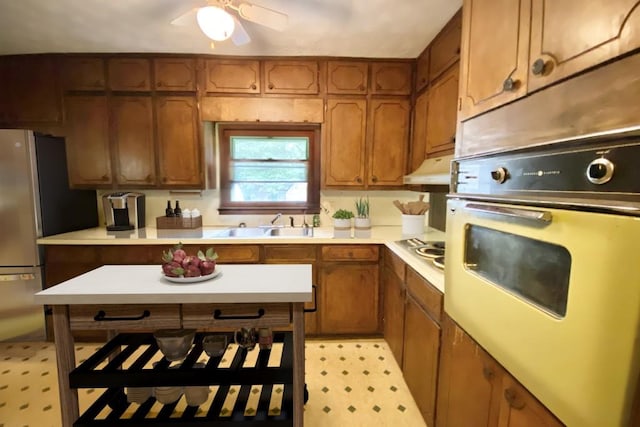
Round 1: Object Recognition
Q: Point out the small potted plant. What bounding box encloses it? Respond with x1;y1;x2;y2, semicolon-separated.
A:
332;209;354;238
354;196;371;238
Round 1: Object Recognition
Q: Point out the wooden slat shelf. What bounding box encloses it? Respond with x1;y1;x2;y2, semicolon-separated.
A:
70;332;297;426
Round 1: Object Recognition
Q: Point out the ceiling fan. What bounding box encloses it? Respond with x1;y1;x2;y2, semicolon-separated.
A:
171;0;289;47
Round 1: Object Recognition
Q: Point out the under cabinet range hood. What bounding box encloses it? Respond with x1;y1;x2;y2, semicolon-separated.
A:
404;154;454;186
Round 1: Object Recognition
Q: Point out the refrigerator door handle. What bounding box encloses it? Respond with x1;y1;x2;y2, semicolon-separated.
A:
0;273;36;282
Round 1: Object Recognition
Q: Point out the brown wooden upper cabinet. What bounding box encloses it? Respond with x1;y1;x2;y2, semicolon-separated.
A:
107;58;151;91
458;0;531;121
323;98;367;187
153;58;197;91
429;9;462;83
415;47;430;93
367;98;410;186
459;0;640;121
409;89;429;172
327;61;368;94
370;62;412;95
110;96;156;187
528;0;640;92
0;55;62;124
204;59;260;93
263;60;319;94
64;95;112;187
155;96;203;187
425;65;458;156
60;57;106;91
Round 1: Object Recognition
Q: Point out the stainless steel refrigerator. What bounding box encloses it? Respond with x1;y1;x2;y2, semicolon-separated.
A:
0;129;98;341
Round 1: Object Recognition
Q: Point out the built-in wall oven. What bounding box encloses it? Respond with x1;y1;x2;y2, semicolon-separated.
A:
445;131;640;427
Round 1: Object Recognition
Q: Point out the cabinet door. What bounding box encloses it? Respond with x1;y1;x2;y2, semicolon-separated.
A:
323;98;367;187
370;62;412;95
429;9;462;83
367;98;410;186
528;0;640;93
319;264;379;334
425;65;458;156
436;316;500;427
110;96;156;186
415;48;430;92
383;267;405;366
409;89;429;172
107;58;151;91
498;374;564;427
205;59;260;93
403;294;441;427
459;0;531;121
263;60;318;94
64;96;112;186
327;61;368;94
154;58;197;91
60;57;106;91
155;96;202;187
0;56;62;124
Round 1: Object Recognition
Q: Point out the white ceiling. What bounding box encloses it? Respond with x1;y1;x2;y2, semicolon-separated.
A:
0;0;462;58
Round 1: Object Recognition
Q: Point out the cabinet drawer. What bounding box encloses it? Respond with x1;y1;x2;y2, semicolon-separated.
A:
384;248;406;281
321;245;379;262
182;245;260;263
69;304;181;330
264;245;317;262
182;303;291;329
405;267;442;323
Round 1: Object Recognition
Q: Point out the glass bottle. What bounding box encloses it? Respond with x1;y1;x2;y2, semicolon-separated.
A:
165;200;174;217
174;201;182;217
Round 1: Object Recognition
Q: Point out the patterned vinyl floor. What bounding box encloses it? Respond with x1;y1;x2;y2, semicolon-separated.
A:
0;338;426;427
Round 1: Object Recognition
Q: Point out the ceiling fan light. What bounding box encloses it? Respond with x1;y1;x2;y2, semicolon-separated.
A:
196;6;235;41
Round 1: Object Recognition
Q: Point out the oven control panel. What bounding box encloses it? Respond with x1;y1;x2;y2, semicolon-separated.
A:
453;138;640;201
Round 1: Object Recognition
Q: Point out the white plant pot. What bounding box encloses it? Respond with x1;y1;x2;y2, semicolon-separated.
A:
333;218;352;238
354;217;371;238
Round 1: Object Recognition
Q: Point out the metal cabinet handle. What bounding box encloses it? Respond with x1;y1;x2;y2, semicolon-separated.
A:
304;285;318;313
503;77;519;91
94;310;150;322
482;366;494;381
531;58;547;76
268;83;274;90
371;176;378;183
356;176;363;184
213;308;265;320
250;83;257;90
465;203;552;225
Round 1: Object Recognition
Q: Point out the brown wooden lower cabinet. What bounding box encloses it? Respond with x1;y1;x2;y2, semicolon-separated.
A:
403;292;441;426
382;256;405;365
436;315;564;427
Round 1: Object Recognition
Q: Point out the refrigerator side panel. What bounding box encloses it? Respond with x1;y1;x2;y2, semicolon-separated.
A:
0;130;40;267
0;266;45;341
35;134;99;237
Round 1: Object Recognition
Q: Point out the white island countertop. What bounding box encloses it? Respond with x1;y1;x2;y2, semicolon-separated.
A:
34;264;313;305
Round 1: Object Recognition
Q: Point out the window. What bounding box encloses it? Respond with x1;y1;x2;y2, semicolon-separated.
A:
218;124;320;214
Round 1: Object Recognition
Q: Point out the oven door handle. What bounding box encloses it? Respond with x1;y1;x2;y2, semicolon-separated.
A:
465;203;553;225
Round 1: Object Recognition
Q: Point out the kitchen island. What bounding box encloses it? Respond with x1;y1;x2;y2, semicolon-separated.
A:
35;264;313;427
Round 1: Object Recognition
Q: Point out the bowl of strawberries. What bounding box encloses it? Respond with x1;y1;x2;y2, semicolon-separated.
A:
161;243;220;283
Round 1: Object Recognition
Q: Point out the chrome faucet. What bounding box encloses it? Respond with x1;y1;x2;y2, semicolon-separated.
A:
270;212;282;225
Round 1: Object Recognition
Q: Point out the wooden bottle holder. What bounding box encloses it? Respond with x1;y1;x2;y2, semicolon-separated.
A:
156;216;203;229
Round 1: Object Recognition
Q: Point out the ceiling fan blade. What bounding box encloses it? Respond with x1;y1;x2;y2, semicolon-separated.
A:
170;7;199;26
236;2;288;32
231;16;251;45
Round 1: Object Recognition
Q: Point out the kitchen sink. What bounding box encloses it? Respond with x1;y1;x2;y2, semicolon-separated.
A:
203;226;313;238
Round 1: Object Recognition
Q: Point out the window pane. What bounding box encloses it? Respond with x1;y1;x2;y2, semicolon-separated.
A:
231;162;308;182
231;137;309;160
231;183;308;202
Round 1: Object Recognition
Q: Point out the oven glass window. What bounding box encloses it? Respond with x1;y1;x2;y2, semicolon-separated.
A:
464;225;571;317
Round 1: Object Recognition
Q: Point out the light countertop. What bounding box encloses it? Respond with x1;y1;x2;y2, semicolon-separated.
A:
34;264;312;305
36;225;445;293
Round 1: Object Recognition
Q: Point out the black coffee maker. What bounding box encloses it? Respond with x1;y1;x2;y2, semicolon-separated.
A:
102;192;145;231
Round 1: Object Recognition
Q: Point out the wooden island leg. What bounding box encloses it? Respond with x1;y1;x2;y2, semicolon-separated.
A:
292;302;305;427
52;305;79;427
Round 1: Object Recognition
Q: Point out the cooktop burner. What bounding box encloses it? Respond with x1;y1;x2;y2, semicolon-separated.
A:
396;238;446;270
